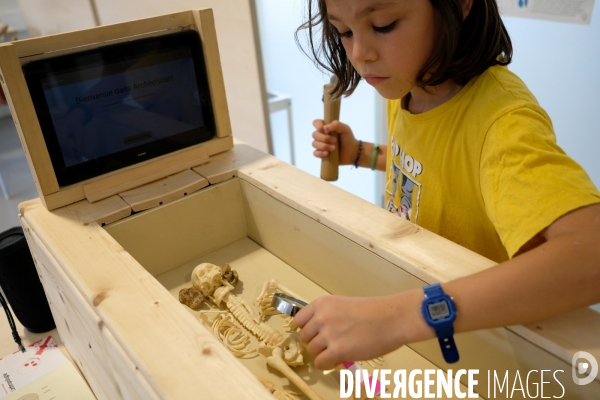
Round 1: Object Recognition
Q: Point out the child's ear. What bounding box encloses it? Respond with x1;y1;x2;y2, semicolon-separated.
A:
462;0;474;20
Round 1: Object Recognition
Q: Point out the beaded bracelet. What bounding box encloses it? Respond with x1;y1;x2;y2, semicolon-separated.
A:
370;143;380;170
353;140;363;168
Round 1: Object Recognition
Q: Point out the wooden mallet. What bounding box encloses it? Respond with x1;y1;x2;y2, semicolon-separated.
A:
320;77;342;181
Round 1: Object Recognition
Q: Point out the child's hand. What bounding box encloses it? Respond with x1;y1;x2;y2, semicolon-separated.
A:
311;120;360;165
294;293;428;370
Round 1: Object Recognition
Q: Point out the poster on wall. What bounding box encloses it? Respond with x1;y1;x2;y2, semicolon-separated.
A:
497;0;596;24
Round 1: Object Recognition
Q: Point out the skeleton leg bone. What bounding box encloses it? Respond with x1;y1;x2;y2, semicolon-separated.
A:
267;348;324;400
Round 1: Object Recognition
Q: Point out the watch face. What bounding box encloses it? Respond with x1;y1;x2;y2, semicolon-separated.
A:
427;299;451;320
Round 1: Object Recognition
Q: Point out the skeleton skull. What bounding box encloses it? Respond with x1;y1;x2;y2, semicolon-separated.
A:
192;263;225;297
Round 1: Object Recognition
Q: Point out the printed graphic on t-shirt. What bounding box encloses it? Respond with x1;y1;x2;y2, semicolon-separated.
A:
386;138;422;222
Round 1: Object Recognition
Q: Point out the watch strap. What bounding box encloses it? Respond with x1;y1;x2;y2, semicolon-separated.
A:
423;283;444;298
436;326;459;363
423;283;460;364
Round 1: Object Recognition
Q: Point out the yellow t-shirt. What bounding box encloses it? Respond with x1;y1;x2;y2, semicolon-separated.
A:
385;65;600;263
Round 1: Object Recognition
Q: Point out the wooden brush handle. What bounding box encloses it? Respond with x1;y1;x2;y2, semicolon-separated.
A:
320;83;341;181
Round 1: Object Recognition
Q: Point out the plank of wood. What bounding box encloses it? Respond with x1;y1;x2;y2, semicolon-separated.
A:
240;179;427;297
83;136;232;203
43;185;87;211
59;195;132;226
11;11;195;58
106;179;247;277
0;43;60;196
192;143;268;184
236;150;493;284
193;9;232;139
100;326;161;400
18;27;193;65
42;137;232;210
512;308;600;367
118;169;208;212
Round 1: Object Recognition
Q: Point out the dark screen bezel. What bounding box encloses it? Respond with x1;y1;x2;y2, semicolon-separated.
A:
23;30;215;187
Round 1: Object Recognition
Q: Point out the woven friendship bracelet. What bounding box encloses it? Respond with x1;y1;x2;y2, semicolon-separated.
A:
353;140;363;168
370;143;380;170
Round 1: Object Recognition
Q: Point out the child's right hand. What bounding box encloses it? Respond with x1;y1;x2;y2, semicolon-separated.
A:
311;119;360;165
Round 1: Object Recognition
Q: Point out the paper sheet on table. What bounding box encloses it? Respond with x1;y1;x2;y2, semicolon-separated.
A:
0;336;95;399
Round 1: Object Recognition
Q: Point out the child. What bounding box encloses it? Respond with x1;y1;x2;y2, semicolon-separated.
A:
294;0;600;370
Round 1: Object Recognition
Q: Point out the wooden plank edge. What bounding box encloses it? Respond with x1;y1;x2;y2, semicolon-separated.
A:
83;149;209;203
18;26;194;65
192;143;270;184
118;169;209;212
66;196;132;226
0;44;60;196
83;135;231;203
193;9;232;139
11;11;197;58
508;308;600;383
44;136;231;210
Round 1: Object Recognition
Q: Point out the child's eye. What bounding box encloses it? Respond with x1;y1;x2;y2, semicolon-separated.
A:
338;30;353;38
373;21;397;33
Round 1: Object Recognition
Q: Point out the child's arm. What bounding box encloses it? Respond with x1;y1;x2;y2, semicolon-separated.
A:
295;203;600;370
312;119;387;171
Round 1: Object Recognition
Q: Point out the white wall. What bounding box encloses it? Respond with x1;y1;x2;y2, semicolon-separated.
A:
0;0;20;13
0;0;27;32
503;9;600;187
256;0;382;205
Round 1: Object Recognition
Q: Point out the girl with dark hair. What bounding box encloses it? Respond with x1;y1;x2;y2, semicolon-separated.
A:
294;0;600;369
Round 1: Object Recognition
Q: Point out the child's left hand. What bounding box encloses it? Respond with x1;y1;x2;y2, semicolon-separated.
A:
294;292;432;370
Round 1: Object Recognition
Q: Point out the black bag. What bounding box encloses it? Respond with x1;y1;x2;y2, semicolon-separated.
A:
0;227;55;333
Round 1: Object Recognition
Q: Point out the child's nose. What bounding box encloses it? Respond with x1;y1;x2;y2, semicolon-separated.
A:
351;35;377;64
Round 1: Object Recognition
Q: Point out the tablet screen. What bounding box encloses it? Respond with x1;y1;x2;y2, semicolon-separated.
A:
23;30;215;186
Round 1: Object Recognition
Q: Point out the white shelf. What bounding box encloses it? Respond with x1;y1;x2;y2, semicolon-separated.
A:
267;91;295;165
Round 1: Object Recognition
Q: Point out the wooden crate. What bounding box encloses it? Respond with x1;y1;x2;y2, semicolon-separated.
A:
16;143;600;399
2;7;599;400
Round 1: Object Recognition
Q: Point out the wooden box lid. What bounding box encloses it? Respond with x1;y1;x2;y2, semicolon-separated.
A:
0;9;233;211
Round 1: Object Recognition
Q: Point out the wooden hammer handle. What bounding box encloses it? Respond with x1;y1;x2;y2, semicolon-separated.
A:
320;82;341;181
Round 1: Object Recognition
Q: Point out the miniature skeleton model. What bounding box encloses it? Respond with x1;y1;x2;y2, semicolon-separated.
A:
179;262;322;400
255;375;302;400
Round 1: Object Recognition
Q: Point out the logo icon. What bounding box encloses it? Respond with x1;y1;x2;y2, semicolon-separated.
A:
18;357;41;374
572;351;598;385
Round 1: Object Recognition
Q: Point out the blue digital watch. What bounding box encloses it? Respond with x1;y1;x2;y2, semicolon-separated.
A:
421;283;459;363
